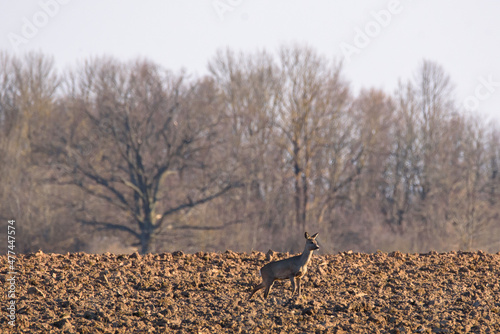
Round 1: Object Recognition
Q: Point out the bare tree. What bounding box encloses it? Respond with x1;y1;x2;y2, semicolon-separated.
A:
275;45;351;234
49;58;240;253
0;52;85;252
447;117;499;250
381;81;421;233
208;48;286;249
414;60;455;202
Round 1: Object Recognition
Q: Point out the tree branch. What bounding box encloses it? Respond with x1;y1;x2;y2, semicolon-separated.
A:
174;219;244;231
156;181;243;227
78;219;140;239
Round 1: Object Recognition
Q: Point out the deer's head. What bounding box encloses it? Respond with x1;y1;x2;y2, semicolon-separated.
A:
305;232;320;251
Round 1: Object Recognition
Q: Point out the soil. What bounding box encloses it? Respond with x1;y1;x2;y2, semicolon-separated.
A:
2;249;500;333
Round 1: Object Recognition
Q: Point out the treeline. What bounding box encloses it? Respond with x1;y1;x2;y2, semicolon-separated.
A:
1;46;499;254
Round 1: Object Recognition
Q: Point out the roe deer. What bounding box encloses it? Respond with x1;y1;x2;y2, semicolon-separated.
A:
248;232;319;300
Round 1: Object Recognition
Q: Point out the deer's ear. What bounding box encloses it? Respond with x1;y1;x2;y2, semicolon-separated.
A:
311;232;318;239
305;232;310;239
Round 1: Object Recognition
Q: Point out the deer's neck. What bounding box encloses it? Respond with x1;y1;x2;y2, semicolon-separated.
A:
299;247;314;266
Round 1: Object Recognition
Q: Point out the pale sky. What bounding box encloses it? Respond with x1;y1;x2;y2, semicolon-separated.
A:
1;0;500;122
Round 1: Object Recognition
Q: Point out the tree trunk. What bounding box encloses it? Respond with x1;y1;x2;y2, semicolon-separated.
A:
293;141;304;231
301;169;308;233
139;223;154;254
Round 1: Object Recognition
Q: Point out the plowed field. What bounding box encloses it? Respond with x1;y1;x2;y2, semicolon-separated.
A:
2;250;500;333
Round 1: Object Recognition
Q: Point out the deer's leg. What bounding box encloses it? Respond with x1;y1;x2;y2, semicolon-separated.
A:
249;282;264;300
290;277;296;296
296;277;302;297
263;281;274;299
